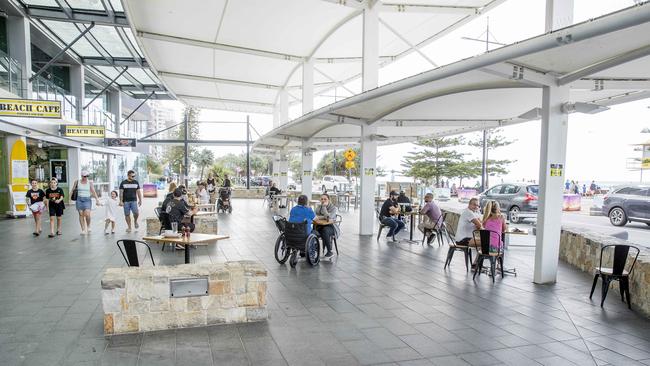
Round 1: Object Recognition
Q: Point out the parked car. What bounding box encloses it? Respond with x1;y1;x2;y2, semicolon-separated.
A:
315;175;350;193
602;185;650;227
478;183;539;223
251;176;272;187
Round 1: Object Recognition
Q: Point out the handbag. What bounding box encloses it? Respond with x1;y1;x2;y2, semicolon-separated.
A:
71;180;78;201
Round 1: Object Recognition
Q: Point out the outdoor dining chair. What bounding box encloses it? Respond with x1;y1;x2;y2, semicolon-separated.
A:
589;244;640;309
472;229;504;283
117;240;155;267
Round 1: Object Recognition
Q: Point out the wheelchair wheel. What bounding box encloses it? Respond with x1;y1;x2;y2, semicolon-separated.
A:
274;234;289;264
228;206;232;213
306;234;320;265
289;251;298;268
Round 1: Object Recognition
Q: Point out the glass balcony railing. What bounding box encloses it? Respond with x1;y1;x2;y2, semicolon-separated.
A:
0;50;25;97
32;75;77;120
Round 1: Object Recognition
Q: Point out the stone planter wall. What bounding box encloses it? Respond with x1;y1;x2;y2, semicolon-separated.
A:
231;188;266;198
101;261;268;335
559;227;650;317
146;216;218;236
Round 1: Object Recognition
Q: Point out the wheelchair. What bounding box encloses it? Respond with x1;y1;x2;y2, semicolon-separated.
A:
272;215;320;268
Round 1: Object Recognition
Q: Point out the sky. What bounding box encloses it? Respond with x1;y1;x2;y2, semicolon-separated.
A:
155;0;649;186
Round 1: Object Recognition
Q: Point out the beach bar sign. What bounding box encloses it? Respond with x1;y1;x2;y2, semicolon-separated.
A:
61;125;106;138
0;99;61;118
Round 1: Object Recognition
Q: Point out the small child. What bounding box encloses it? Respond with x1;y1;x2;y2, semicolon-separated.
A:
104;190;119;235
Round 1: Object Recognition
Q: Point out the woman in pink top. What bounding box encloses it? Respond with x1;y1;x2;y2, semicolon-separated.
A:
481;200;507;251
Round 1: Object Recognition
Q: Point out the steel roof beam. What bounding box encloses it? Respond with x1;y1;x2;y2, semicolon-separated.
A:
558;43;650;85
25;6;129;27
116;27;142;66
137;30;305;62
314;66;356;95
176;94;274;107
138;139;251;146
479;62;557;87
158;71;282;89
376;119;502;127
319;0;367;10
380;3;478;14
570;78;650;90
379;18;437;67
82;56;149;68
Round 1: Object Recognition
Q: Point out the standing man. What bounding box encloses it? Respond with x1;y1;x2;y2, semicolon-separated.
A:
119;170;142;232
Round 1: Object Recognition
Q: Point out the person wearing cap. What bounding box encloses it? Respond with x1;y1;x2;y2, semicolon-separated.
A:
72;170;101;235
379;191;405;242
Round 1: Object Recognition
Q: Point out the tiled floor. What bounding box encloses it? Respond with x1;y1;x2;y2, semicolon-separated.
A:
1;198;649;366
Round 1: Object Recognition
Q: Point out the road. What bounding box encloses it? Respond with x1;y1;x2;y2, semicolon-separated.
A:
439;200;650;249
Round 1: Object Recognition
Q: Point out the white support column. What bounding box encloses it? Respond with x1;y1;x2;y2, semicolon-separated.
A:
279;89;289;125
362;2;379;91
70;64;85;123
279;154;289;191
272;152;280;184
545;0;574;32
359;125;377;235
302;58;314;114
534;85;570;284
273;106;280;128
7;16;32;98
301;142;313;198
108;90;122;133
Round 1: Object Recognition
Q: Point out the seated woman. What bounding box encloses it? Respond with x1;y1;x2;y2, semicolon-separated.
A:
196;182;210;206
314;193;339;259
481;200;507;251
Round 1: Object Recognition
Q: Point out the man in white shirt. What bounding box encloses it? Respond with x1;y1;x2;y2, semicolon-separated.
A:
455;198;482;245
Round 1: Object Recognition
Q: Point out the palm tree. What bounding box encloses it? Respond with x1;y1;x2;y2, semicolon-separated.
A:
193;149;215;181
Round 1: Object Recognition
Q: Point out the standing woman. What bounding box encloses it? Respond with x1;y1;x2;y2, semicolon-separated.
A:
45;178;65;237
26;179;46;236
72;170;101;235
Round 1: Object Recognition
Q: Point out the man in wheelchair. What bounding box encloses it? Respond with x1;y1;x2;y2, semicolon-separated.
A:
271;194;320;267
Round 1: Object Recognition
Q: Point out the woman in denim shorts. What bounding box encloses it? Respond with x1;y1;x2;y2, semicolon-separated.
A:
73;171;102;235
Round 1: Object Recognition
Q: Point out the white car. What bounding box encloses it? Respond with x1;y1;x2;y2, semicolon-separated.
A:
317;175;350;193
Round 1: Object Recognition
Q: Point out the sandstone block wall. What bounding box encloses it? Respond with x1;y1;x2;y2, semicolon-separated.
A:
102;261;268;335
231;188;266;198
146;216;218;236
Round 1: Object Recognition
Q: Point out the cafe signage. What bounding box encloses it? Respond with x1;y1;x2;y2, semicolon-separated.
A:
105;138;137;147
61;125;106;138
0;99;61;118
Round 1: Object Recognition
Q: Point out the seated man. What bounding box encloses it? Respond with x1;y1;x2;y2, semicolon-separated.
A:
380;191;405;242
166;188;199;233
418;193;442;244
288;194;316;257
269;182;284;208
455;197;482;246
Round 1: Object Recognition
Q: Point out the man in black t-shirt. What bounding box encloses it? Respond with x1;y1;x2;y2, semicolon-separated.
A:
166;188;198;232
379;191;405;242
45;178;65;237
119;170;142;233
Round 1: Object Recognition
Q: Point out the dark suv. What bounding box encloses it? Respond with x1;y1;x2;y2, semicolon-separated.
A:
478;183;539;223
602;185;650;227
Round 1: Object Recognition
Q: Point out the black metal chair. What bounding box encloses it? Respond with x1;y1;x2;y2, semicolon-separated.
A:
117;240;155;267
443;224;474;272
472;229;504;283
376;208;389;242
321;214;342;256
590;244;640;308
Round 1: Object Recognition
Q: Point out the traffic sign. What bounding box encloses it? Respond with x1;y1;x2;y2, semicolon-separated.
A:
344;148;356;161
345;161;355;169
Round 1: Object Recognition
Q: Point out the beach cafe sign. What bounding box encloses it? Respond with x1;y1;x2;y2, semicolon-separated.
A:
60;125;106;138
0;99;61;119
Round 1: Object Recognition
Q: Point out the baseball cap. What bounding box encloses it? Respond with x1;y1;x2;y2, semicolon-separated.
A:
81;170;89;177
389;190;398;196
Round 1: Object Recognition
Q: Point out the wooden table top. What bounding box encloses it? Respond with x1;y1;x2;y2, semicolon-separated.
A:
193;203;215;209
313;219;333;226
142;233;229;245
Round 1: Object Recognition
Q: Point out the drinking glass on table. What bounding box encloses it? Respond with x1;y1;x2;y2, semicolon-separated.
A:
171;222;178;233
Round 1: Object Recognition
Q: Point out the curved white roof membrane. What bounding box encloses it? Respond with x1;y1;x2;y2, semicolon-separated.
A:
123;0;505;113
250;3;650;152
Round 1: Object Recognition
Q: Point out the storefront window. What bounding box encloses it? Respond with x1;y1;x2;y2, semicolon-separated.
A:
80;150;109;195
